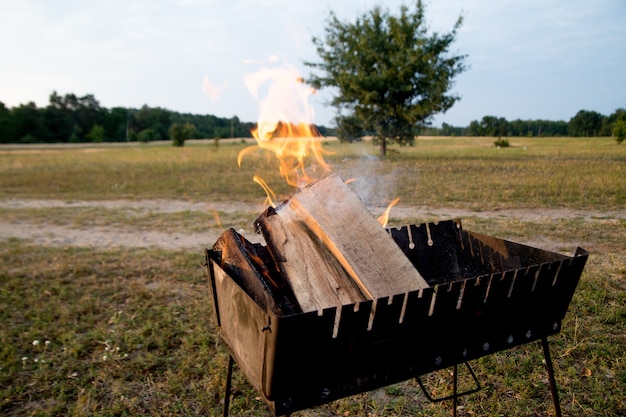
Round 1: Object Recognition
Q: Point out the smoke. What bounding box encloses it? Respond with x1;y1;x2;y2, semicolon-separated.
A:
335;144;408;212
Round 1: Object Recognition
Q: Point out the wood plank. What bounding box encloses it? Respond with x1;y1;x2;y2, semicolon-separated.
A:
256;207;368;313
284;173;429;298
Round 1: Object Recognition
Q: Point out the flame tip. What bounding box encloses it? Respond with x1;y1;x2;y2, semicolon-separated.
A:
242;63;331;201
377;197;401;228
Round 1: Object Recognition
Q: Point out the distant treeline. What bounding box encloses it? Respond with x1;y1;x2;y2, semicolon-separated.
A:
423;109;626;138
0;92;261;144
0;91;623;144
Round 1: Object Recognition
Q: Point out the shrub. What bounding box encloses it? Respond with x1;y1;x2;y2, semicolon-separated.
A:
137;128;160;143
86;124;105;143
613;119;626;144
494;137;510;147
169;122;196;147
19;134;38;143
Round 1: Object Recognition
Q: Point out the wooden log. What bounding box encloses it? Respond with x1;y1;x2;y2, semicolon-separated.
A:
213;228;301;315
256;207;368;313
281;173;429;298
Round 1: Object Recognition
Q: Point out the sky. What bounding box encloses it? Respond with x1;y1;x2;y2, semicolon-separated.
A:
1;0;624;128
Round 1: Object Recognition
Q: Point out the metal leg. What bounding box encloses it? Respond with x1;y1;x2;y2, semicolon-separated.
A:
416;362;481;404
452;364;458;417
541;337;563;417
223;355;234;417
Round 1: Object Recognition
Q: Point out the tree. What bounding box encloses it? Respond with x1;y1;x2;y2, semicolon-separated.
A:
86;124;105;142
306;0;467;156
45;91;80;142
101;107;129;142
477;116;508;137
134;105;170;140
169;122;196;147
613;119;626;144
0;102;16;143
607;108;626;124
467;120;482;136
68;125;82;143
43;91;104;142
335;114;365;142
568;110;604;137
12;102;45;143
605;108;626;138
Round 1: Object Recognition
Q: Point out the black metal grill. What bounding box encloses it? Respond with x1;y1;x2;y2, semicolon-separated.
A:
205;219;588;416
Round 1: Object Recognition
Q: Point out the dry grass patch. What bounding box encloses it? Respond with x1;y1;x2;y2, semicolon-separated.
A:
1;137;624;210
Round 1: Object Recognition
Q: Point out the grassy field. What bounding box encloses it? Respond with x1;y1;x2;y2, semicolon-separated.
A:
1;137;624;210
1;136;625;416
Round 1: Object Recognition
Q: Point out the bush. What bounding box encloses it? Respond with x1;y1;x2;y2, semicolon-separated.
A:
613;119;626;144
19;134;39;143
68;125;82;143
169;122;196;147
137;128;160;143
86;124;105;143
494;137;510;147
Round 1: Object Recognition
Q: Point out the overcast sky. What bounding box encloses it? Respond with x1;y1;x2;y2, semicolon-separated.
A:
1;0;624;127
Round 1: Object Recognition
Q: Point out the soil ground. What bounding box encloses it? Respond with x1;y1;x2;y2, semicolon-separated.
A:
2;198;623;252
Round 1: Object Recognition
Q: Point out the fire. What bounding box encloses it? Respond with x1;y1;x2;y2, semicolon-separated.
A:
211;209;222;228
239;62;399;228
377;197;400;228
239;65;332;193
253;175;277;208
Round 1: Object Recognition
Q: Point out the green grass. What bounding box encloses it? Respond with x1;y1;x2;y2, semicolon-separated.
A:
1;136;625;416
0;243;225;416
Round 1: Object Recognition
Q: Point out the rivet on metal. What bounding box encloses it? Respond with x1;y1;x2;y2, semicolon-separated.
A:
408;226;415;249
426;223;434;246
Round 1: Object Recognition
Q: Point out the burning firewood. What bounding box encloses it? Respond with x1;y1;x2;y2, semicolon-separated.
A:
255;205;368;313
212;228;301;315
255;173;429;312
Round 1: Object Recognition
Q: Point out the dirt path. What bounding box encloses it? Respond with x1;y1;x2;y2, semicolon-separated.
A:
1;198;624;251
0;198;265;250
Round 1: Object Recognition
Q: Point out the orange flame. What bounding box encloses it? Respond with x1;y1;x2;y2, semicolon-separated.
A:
211;209;222;228
253;175;277;208
377;197;400;228
239;65;332;193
